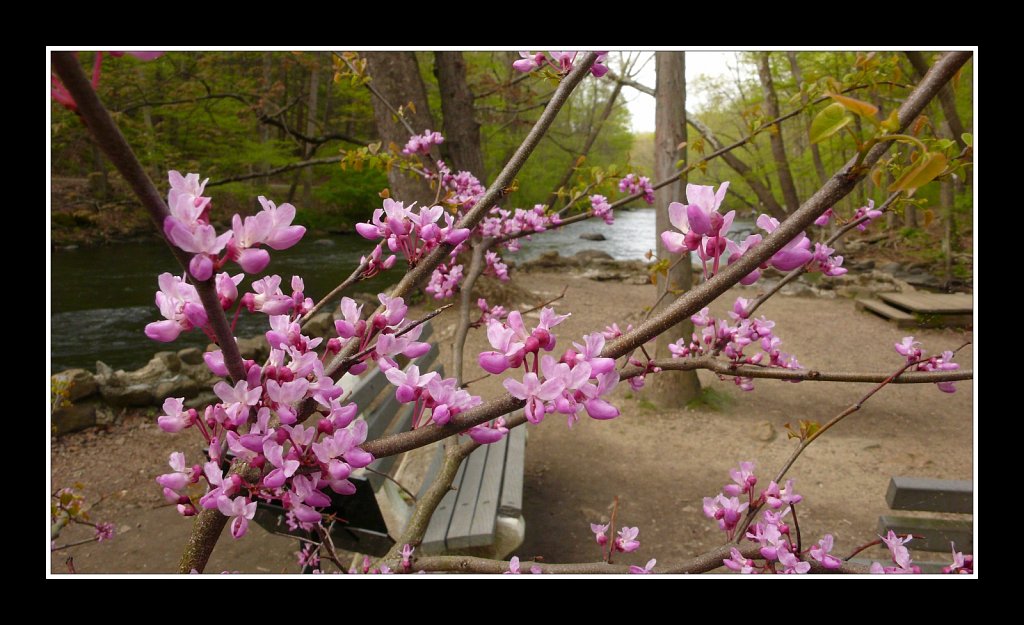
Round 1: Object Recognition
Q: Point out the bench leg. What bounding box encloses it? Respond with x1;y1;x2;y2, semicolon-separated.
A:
489;515;526;560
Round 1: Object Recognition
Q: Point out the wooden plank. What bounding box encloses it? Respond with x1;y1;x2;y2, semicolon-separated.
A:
445;444;489;550
886;477;973;514
878;515;973;553
499;424;526;517
856;298;917;328
421;458;465;554
878;292;972;314
347;367;391;414
466;435;509;548
367;404;414;484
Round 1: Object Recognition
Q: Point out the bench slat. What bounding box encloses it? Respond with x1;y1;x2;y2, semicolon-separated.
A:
878;515;973;553
347;367;391;415
446;443;490;549
421;455;465;554
498;424;526;517
886;477;973;514
466;434;509;548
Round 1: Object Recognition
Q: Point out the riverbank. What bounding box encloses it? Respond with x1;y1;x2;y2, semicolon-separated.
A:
49;267;974;574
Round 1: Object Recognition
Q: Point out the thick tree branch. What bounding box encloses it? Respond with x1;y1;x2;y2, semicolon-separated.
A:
410;542;867;574
622;358;972;385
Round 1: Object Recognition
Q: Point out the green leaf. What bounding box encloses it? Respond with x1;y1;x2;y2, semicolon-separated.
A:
880;109;900;132
961;133;973;147
827;92;879;119
810;103;854;144
888;152;948;196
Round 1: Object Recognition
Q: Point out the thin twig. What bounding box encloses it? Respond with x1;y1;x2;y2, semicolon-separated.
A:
745;191;903;317
300;256;371;327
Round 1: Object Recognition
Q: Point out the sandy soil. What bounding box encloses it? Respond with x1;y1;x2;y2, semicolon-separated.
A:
49;271;974;574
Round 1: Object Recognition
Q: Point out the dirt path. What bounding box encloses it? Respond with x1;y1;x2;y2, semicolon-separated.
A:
50;272;974;573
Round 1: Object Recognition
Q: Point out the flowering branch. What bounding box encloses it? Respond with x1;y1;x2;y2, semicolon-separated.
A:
321;52;600;382
51;52;247;383
621;357;972;385
733;342;971;542
358;51;971;462
744;191;903;317
408;542;867;574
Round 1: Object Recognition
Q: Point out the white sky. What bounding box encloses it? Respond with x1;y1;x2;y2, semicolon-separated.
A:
619;51;742;133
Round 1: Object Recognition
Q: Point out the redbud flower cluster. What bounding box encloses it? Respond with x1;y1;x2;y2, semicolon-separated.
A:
894;336;961;393
668;297;801;391
512;51;609;77
618;173;655;205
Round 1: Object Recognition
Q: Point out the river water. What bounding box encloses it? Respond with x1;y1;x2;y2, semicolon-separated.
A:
50;209;753;372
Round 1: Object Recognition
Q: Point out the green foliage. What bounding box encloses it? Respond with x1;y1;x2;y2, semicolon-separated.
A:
810;103;854;144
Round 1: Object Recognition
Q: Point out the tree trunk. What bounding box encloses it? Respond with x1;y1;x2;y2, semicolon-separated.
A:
364;52;437;205
434;52;486;178
302;54;321;209
905;51;967;148
757;53;801;213
786;51;828;185
650;51;701;407
688;117;785;217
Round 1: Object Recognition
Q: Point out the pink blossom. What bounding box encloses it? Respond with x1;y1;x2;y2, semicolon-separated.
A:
618;173;655;204
145;273;206;342
513;51;546;73
723;548;757;574
880;530;914;570
895;336;922;360
505;556;522;574
814;208;835;226
590;522;609;546
629;559;656;574
504;372;565;424
157;397;195;433
466;418;509;444
723;461;757;496
777;546;810;574
809;534;843;570
589;194;614;225
217;495;257;539
402;129;444;155
854;199;883;231
614;526;640;553
385;364;439;404
94;522;116;542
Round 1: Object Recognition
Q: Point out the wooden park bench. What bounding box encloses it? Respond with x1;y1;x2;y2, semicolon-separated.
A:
876;476;973;572
251;321;527;562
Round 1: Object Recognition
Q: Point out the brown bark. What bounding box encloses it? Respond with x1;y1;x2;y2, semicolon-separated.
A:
786;51;828;185
434;52;486;178
650;51;701;407
364;52;437;205
757;53;801;212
